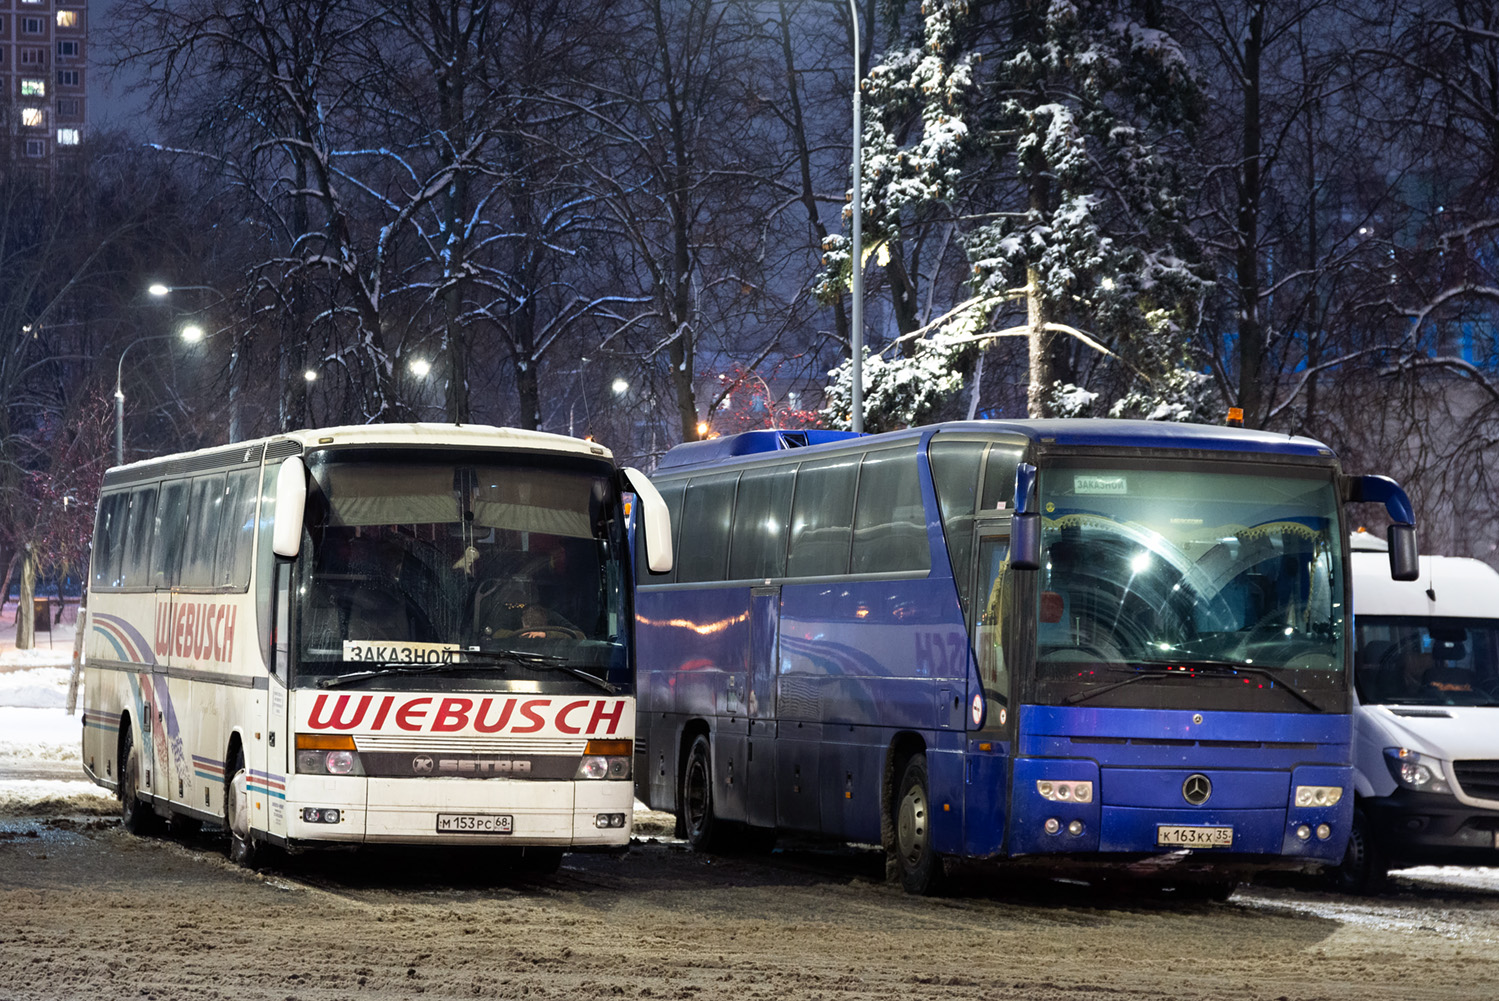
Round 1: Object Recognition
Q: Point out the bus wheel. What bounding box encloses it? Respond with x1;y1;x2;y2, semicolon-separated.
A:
1330;808;1386;894
225;749;258;868
893;753;943;895
119;728;158;836
681;734;721;851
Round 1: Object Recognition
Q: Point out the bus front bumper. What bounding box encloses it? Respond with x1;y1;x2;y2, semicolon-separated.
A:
281;777;635;847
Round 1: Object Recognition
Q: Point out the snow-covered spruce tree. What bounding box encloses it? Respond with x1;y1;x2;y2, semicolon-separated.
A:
969;0;1212;418
823;0;1213;426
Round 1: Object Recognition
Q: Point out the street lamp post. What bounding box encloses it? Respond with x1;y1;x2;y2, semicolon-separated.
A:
848;0;864;434
114;326;204;464
148;282;240;442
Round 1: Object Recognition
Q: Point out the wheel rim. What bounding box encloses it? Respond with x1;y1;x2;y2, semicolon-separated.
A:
228;766;251;843
897;782;928;866
684;751;709;835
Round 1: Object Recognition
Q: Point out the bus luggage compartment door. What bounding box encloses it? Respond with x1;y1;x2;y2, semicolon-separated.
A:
745;586;779;829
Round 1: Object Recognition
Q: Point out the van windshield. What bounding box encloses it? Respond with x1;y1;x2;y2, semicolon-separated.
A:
1355;617;1499;707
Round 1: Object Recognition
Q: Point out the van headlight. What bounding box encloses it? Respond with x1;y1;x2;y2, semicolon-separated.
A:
1384;747;1452;795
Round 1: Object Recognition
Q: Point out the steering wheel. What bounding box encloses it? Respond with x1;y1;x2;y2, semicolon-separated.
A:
520;626;586;640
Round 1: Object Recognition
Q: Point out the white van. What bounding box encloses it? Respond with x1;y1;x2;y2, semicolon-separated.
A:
1338;532;1499;890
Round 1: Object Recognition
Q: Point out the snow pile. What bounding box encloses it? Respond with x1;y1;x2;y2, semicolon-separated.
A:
0;779;114;817
0;664;75;708
0;706;83;761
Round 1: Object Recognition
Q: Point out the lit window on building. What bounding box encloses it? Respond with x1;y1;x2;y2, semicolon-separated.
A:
57;128;80;146
22;79;45;97
21;107;45;128
57;10;79;28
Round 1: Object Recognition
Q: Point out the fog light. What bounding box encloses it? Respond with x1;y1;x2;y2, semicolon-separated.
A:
1296;824;1312;840
1044;817;1061;835
1067;819;1084;836
1316;824;1332;841
302;807;340;824
596;812;626;829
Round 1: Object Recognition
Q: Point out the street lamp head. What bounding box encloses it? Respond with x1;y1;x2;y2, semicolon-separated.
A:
304;369;318;382
409;358;432;377
148;283;171;297
180;324;205;343
612;377;630;396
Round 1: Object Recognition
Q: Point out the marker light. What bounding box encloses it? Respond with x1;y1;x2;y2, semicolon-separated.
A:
1044;818;1061;835
1316;824;1332;841
1296;825;1312;840
1067;820;1084;836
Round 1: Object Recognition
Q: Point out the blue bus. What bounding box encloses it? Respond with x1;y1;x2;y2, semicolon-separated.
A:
633;419;1419;894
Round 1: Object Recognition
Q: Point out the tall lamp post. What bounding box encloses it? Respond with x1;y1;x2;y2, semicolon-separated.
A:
847;0;864;434
114;325;205;464
148;282;240;441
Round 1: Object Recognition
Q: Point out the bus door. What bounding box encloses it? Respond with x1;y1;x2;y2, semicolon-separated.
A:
744;585;779;828
967;519;1017;856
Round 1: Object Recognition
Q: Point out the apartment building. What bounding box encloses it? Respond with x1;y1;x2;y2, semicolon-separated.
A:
0;0;85;172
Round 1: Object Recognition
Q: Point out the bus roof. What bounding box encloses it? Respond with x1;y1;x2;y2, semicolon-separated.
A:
658;419;1334;473
104;422;613;482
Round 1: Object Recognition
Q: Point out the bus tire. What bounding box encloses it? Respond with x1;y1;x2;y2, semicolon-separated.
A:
1330;807;1385;894
893;752;943;895
681;734;722;852
119;727;158;836
225;748;259;868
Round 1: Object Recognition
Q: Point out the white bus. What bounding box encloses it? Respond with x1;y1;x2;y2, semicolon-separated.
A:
81;423;672;869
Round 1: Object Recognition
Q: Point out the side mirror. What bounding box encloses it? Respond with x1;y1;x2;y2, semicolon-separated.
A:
272;457;307;559
1010;462;1041;570
1388;523;1419;582
622;466;674;574
1011;512;1042;570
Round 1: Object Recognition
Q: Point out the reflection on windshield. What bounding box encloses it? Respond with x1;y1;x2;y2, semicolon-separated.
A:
1355;617;1499;707
1035;464;1345;685
293;451;627;688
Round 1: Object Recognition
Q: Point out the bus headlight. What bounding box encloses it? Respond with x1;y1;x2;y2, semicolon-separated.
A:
1293;784;1344;807
1037;780;1093;803
295;734;365;776
576;739;632;781
1384;748;1452;794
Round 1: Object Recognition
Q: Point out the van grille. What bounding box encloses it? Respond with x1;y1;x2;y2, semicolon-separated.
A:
1452;760;1499;801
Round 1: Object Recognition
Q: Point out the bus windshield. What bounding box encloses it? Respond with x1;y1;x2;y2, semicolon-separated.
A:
293;449;628;692
1034;460;1345;709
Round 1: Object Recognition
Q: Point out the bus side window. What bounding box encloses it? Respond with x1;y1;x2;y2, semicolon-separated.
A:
852;446;929;574
119;487;158;587
729;465;794;581
787;454;858;578
151;481;190;589
676;472;739;583
214;469;258;589
180;474;227;589
92;493;128;590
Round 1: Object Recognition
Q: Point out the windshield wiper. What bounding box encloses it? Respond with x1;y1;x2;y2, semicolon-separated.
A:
319;662;487;689
319;648;617;694
1063;661;1325;711
460;647;617;694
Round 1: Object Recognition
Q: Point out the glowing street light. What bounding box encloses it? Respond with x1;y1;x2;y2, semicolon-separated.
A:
612;377;630;396
409;358;432;377
114;326;207;464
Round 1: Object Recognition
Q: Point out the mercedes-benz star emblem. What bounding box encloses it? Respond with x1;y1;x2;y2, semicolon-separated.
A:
1182;773;1212;806
412;755;435;775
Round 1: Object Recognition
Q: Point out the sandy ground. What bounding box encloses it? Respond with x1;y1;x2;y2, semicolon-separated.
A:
4;622;1498;1001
